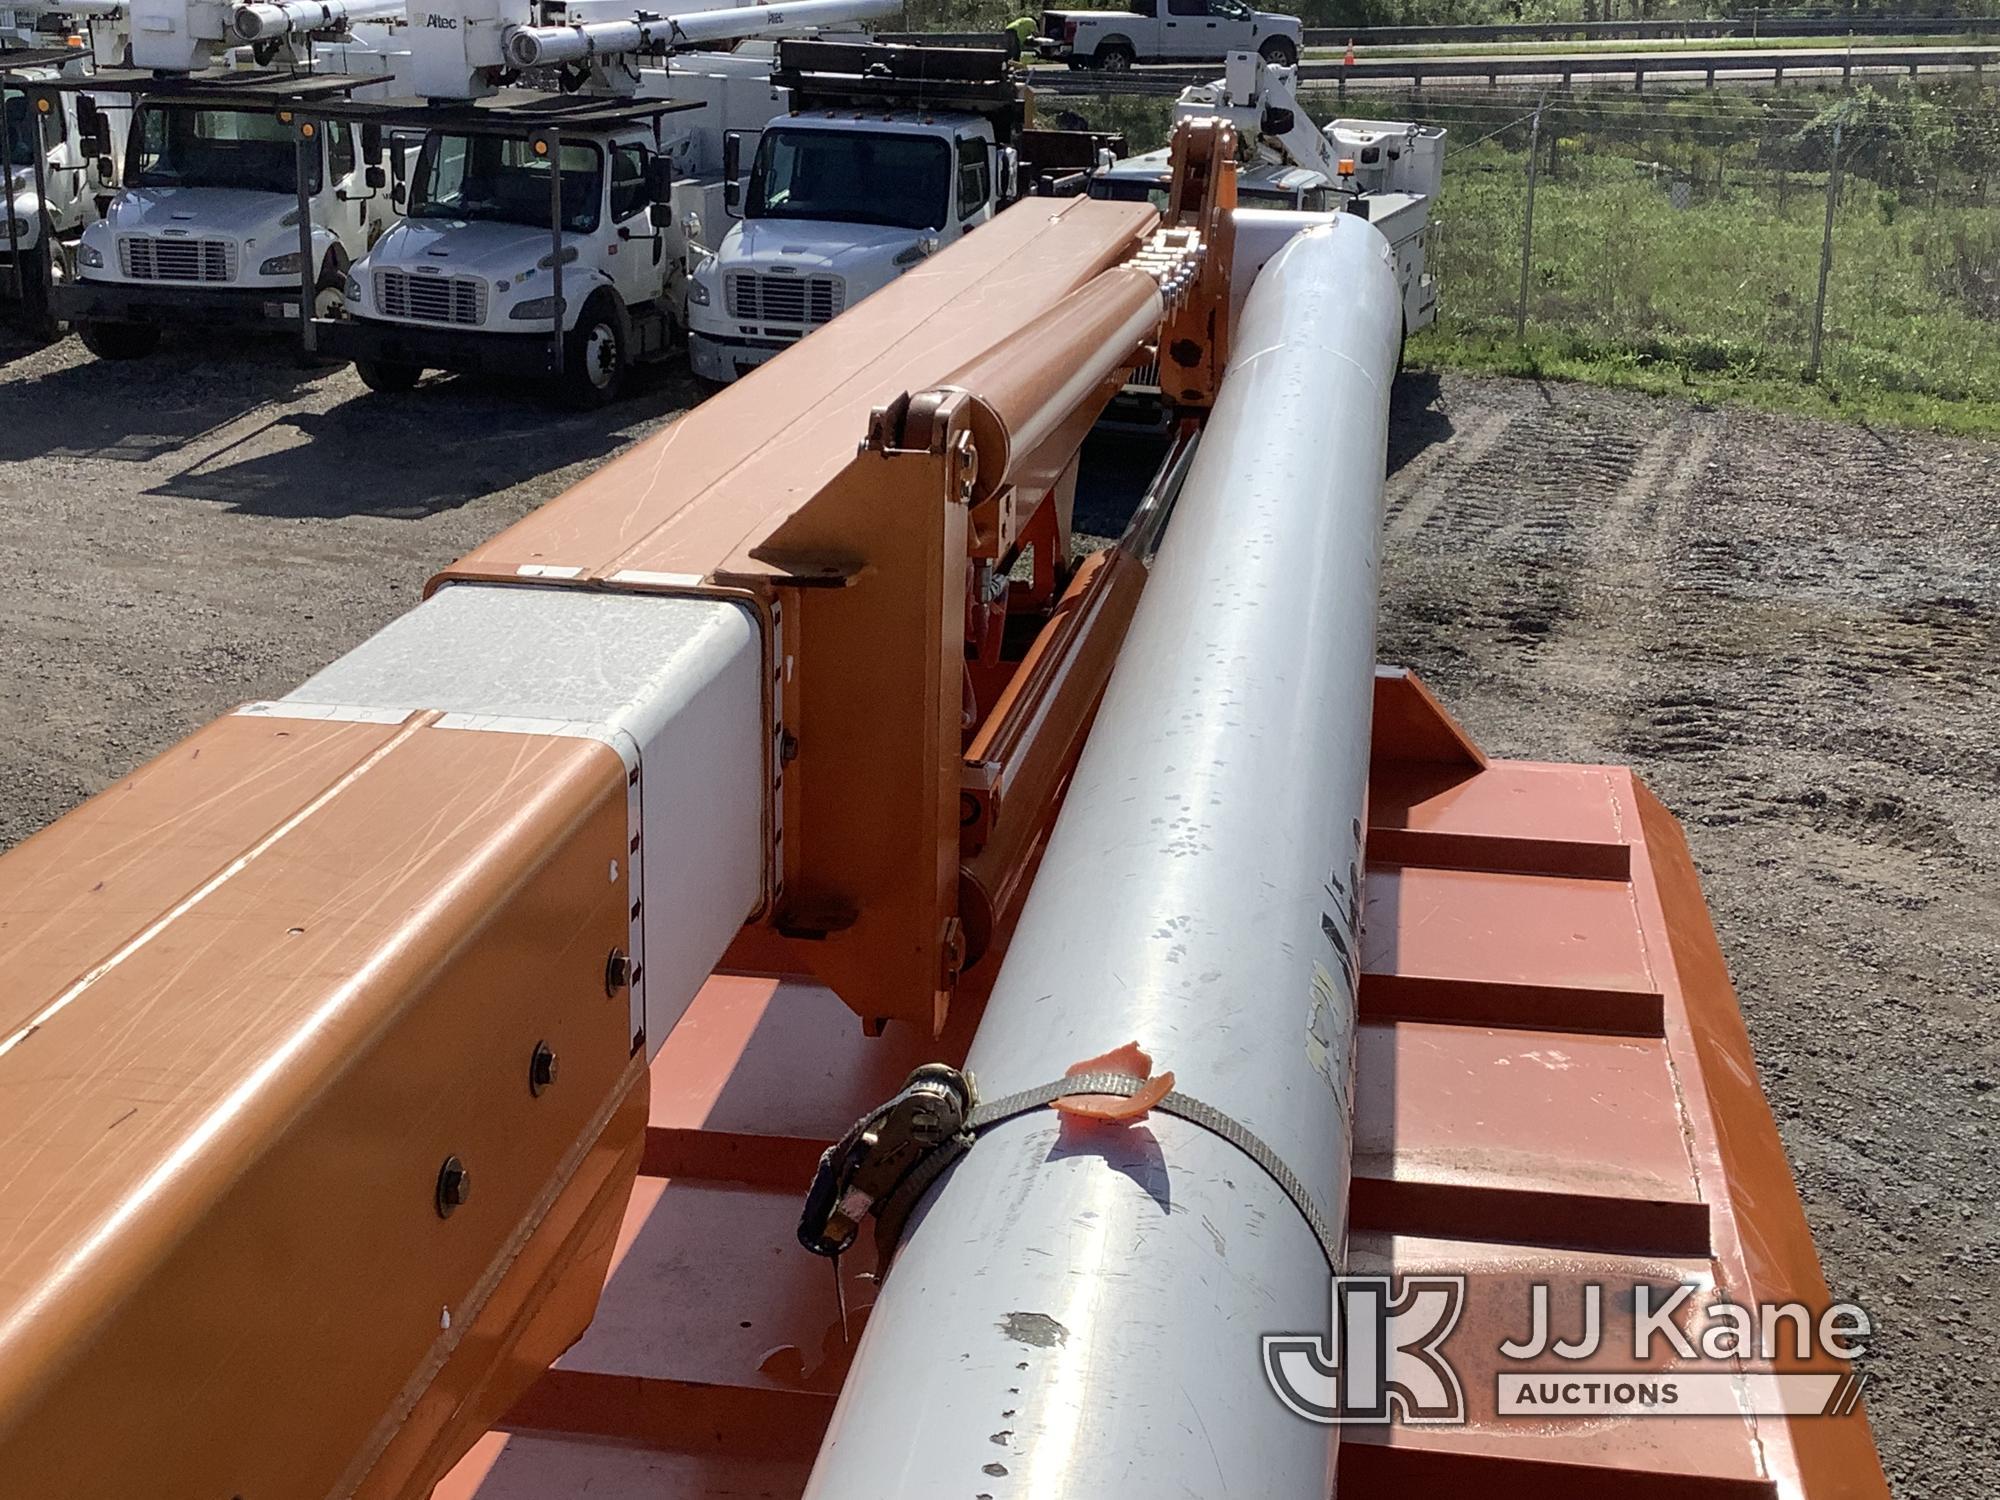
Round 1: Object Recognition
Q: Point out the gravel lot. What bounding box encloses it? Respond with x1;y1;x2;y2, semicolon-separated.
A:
1;324;1993;1495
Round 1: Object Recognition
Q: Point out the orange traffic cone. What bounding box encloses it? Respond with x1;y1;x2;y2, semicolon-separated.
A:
1343;39;1357;65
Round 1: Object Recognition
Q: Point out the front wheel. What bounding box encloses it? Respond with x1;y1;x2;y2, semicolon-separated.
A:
76;320;161;360
354;356;423;393
1259;36;1298;67
556;299;627;409
14;238;66;344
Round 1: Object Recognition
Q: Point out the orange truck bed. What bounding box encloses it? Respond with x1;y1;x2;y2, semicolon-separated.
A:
433;671;1886;1500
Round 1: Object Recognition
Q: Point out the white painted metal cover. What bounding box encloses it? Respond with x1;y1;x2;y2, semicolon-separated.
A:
241;581;765;1058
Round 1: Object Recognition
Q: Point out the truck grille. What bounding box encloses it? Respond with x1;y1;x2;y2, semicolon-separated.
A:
119;235;235;283
375;268;486;326
725;271;842;329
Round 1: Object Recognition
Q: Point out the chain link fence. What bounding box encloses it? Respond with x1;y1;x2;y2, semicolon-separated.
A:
1052;78;2000;408
1342;82;2000;402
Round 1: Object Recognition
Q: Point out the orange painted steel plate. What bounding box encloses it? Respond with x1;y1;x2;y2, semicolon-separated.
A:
0;711;638;1500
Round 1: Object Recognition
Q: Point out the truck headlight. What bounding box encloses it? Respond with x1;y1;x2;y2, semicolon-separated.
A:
687;279;710;306
346;273;361;303
509;295;560;321
260;251;304;277
78;242;103;269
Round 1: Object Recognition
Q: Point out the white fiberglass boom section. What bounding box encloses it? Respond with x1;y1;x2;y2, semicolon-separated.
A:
503;0;896;68
231;0;405;41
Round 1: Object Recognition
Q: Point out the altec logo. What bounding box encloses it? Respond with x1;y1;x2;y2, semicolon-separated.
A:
423;12;457;26
1263;1275;1874;1425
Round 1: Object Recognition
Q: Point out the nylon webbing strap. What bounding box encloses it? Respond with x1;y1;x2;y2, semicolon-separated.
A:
873;1070;1342;1272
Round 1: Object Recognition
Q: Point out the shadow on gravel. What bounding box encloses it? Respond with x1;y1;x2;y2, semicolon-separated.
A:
0;337;321;464
145;364;700;519
1387;369;1450;476
0;329;56;368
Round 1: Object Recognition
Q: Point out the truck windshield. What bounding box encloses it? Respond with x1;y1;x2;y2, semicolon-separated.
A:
409;134;603;234
128;105;311;195
745;128;949;231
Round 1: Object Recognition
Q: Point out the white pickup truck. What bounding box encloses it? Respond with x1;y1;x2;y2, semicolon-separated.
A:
1037;0;1301;69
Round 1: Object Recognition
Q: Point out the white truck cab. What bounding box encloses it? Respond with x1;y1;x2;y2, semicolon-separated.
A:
1038;0;1301;70
316;0;900;402
330;98;689;404
686;106;999;382
2;41;126;337
61;16;408;359
678;37;1122;386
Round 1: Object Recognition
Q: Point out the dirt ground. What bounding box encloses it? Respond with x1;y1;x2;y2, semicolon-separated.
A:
0;324;1993;1495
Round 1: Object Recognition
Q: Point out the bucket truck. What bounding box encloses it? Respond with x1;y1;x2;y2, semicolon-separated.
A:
0;116;1891;1500
46;0;407;359
1092;51;1441;339
684;37;1124;384
1090;49;1438;421
1;8;128;338
315;0;896;405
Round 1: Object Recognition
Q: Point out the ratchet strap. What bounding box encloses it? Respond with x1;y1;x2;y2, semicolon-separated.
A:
797;1053;1342;1273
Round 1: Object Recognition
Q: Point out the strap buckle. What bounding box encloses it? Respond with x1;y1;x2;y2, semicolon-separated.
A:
797;1062;974;1258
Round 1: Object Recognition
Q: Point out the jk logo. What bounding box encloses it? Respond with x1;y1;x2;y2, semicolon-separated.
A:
1262;1274;1468;1424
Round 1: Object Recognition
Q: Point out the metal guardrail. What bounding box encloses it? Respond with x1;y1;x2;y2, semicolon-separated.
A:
1302;14;2000;45
879;15;2000;50
1030;43;2000;96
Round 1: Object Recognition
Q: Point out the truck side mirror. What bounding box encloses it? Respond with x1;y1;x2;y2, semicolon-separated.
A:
647;154;673;202
365;164;387;190
77;97;113;159
96;155;114;180
392;178;407;205
723;130;745;218
998;145;1019;204
361;122;383;166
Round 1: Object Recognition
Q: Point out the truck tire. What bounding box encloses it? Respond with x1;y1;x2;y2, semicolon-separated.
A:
15;238;64;345
354;357;423;393
1259;36;1298;66
555;293;627;409
76;321;160;360
1094;39;1135;70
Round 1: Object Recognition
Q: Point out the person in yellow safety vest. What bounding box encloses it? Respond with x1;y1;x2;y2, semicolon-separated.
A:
1003;14;1036;58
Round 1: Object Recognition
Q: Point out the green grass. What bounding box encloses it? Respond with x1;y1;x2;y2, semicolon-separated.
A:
1409;326;2000;436
1414;141;2000;436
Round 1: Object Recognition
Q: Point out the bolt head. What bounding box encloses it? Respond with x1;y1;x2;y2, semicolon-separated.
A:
605;947;633;996
435;1155;471;1218
530;1042;559;1095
